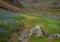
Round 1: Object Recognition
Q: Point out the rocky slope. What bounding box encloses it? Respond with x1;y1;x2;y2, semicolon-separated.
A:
19;0;60;9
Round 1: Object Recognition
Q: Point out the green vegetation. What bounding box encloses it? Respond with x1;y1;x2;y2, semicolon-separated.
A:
22;14;60;42
0;11;25;42
29;36;47;42
0;10;60;42
22;14;60;34
29;36;60;42
0;0;60;42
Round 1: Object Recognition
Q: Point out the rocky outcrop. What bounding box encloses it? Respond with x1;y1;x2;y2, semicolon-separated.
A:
18;0;60;9
16;25;60;42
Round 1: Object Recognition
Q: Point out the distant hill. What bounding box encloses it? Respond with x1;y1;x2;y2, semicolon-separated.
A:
0;0;60;10
19;0;60;9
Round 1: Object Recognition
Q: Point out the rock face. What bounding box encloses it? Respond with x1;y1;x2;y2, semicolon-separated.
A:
1;0;60;10
30;25;45;37
51;0;60;8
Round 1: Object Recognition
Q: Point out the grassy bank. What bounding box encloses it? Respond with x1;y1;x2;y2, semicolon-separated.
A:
0;10;60;42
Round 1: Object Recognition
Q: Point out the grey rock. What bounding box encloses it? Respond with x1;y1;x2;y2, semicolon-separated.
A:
48;34;60;41
30;25;45;37
20;39;28;42
19;29;29;39
53;34;60;38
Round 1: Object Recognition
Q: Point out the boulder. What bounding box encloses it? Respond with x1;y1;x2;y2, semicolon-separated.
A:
19;29;29;40
48;34;60;42
30;25;45;37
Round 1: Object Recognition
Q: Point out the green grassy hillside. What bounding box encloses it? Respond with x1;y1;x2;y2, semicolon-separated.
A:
0;10;60;42
22;14;60;42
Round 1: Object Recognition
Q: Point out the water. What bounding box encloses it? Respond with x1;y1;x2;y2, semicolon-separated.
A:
0;11;20;21
46;16;60;18
40;14;60;18
31;14;60;18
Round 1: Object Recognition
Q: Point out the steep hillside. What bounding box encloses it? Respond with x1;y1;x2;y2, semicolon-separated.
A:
19;0;60;9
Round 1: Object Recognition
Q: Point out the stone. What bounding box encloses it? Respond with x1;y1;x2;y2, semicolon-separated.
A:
30;25;45;37
19;29;29;39
48;34;60;42
53;34;60;38
20;39;28;42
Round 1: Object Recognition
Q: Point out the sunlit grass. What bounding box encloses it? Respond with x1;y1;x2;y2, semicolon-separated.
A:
22;14;60;42
0;10;60;42
29;36;47;42
22;14;60;34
